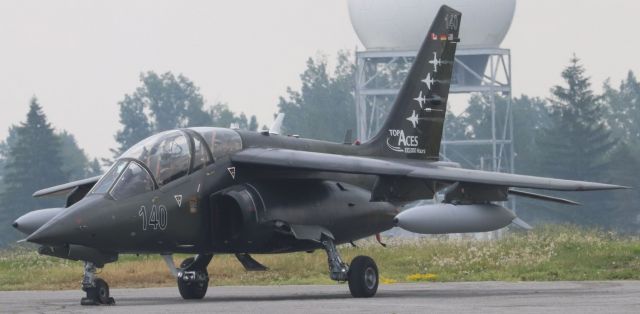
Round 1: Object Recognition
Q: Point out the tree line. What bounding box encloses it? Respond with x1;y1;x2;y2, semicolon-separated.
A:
0;53;638;246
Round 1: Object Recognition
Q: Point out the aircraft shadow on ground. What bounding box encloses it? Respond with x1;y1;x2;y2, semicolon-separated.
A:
109;286;596;307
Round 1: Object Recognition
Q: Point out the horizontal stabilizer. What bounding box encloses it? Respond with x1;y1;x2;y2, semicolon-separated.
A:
508;189;580;205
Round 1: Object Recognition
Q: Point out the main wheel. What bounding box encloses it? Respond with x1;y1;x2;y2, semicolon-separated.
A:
348;256;379;298
178;257;209;300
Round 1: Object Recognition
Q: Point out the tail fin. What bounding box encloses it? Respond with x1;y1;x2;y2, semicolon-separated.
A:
362;6;461;161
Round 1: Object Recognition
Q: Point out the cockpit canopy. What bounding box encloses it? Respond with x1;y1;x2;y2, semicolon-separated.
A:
90;128;242;199
121;130;191;186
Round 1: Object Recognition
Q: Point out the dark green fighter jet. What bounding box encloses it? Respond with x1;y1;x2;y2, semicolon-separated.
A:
12;6;626;305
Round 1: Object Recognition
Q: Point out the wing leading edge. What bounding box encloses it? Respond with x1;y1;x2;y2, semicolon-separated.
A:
231;148;626;192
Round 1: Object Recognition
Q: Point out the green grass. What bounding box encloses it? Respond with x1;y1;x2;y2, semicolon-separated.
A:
0;225;639;291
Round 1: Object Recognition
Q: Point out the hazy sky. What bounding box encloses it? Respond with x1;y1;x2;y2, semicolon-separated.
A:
1;0;639;160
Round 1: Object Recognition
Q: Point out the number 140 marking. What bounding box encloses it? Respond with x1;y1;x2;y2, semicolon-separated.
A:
138;205;168;231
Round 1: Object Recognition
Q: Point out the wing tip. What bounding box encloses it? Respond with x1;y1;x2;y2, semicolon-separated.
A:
581;184;631;191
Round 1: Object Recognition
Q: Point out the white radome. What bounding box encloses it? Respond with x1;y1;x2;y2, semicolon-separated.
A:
347;0;516;50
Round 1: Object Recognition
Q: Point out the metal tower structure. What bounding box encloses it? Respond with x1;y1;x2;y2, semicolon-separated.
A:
355;47;514;174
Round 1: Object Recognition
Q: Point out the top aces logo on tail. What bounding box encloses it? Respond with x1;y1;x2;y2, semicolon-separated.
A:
362;6;461;161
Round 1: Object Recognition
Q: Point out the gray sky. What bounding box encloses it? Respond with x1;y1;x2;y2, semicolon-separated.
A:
1;0;639;160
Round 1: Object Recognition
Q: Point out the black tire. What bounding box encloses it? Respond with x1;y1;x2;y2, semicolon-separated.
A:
94;278;110;304
348;256;378;298
178;276;208;300
178;257;209;300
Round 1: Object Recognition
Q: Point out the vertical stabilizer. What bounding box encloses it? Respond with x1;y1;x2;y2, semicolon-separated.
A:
362;6;461;161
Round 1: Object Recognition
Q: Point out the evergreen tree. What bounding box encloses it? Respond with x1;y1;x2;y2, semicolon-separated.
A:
603;71;640;143
535;56;618;226
277;51;357;142
538;56;617;181
237;113;249;130
0;127;16;196
0;98;67;246
600;71;640;232
510;96;551;174
58;131;90;181
0;144;7;200
87;158;103;177
603;144;640;232
249;115;259;132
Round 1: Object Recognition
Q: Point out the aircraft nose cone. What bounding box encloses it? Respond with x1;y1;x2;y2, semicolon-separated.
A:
12;207;64;235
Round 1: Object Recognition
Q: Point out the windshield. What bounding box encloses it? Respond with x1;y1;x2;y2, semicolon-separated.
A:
110;162;154;200
120;130;191;186
90;160;128;194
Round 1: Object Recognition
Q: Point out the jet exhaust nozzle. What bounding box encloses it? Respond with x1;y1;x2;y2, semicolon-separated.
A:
12;207;65;235
394;203;516;234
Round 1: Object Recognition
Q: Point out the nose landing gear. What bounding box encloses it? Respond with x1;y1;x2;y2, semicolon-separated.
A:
80;262;115;305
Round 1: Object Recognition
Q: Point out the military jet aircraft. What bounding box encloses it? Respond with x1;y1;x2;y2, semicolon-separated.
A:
12;6;626;305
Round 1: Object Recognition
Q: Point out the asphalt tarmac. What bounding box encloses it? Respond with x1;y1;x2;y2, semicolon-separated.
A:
0;281;638;314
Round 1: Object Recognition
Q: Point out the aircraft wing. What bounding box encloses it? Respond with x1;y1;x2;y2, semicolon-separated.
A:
231;148;626;192
406;167;623;191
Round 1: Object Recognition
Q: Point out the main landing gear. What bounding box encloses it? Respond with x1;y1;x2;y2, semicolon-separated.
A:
177;254;213;300
80;261;115;305
321;237;379;298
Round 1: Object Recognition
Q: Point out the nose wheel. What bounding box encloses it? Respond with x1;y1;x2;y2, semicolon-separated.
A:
177;255;212;300
80;262;115;305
